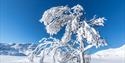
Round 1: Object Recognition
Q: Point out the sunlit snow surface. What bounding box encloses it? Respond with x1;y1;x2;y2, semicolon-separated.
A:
0;55;27;63
0;45;124;63
91;45;125;63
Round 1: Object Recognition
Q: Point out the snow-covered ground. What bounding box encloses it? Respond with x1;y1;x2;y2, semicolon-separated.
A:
0;55;124;63
0;45;125;63
0;55;27;63
91;44;125;63
91;54;125;63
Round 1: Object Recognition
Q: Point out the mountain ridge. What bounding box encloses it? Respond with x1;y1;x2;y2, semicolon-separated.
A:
0;43;37;56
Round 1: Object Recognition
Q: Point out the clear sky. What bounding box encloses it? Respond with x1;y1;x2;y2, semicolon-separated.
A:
0;0;125;51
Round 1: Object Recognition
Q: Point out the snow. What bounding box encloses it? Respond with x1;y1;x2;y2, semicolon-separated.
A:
0;43;37;56
91;44;125;63
0;45;124;63
0;55;27;63
0;55;123;63
92;44;125;58
40;6;70;35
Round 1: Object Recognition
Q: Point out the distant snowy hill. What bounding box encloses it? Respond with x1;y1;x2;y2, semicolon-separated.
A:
92;44;125;58
0;43;37;56
91;44;125;63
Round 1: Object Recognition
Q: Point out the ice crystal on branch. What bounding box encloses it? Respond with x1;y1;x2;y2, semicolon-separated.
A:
29;4;107;63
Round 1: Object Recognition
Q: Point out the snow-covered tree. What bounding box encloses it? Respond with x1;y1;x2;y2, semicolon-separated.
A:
28;4;107;63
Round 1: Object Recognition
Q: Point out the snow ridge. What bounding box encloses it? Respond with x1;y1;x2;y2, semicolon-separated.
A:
92;44;125;58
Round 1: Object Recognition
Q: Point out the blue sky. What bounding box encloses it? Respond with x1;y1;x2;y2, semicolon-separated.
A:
0;0;125;51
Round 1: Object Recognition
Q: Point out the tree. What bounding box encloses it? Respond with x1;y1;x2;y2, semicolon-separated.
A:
28;4;107;63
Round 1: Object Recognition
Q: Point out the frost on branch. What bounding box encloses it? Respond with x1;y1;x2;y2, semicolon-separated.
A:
29;4;107;63
89;16;106;26
40;6;70;35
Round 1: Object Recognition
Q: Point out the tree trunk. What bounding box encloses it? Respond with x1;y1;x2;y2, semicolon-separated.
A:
80;51;83;63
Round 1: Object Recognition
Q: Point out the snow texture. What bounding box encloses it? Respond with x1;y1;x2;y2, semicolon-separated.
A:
91;44;125;63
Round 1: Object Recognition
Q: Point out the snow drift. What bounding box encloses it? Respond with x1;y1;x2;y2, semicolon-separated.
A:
91;44;125;63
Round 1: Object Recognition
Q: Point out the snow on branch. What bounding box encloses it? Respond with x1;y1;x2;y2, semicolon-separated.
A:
89;16;106;26
39;4;107;50
29;4;107;63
